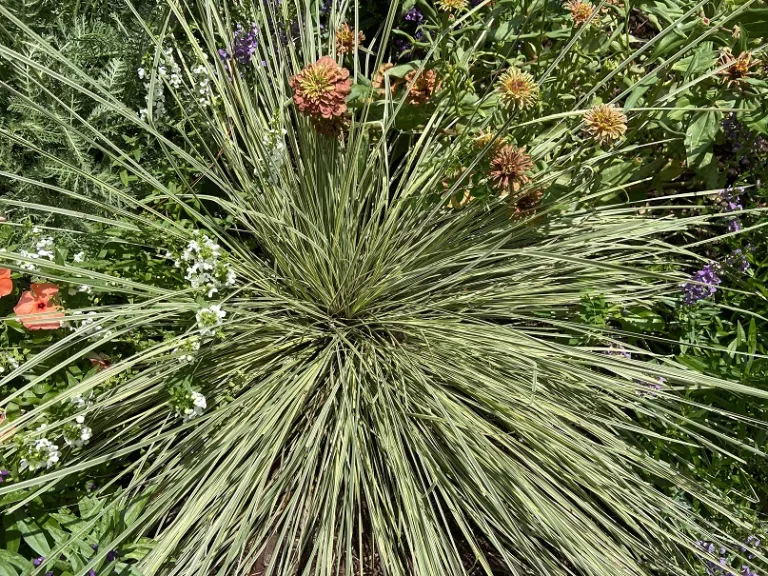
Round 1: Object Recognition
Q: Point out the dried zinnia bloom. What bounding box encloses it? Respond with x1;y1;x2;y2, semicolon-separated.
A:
449;190;475;209
336;23;365;55
497;67;538;110
583;103;627;144
473;130;505;153
405;69;440;105
290;56;352;119
13;283;64;330
489;145;534;194
442;167;475;209
718;50;759;88
436;0;469;12
372;63;402;95
564;0;599;26
511;189;544;218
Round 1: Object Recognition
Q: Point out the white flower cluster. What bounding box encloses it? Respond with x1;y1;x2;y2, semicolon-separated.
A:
138;46;182;122
191;58;215;107
69;311;113;340
260;127;288;182
0;355;20;374
172;233;235;298
19;426;60;472
196;304;226;337
63;415;93;448
17;228;55;272
71;392;95;410
177;391;207;421
172;339;201;363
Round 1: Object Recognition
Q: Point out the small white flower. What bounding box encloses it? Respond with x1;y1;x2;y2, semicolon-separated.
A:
138;67;146;79
196;304;226;337
73;251;85;263
71;393;94;409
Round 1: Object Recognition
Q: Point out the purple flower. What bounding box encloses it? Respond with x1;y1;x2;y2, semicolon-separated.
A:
232;24;259;65
45;572;54;576
87;570;97;576
681;262;722;305
0;470;10;482
90;544;99;551
219;23;259;65
605;345;631;359
727;218;742;233
636;376;664;397
741;566;757;576
726;249;750;273
33;557;45;567
106;550;119;562
404;7;424;24
742;535;761;560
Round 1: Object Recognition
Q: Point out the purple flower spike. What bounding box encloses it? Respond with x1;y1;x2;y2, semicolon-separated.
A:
33;557;45;567
404;7;424;24
232;23;259;65
726;249;750;273
681;263;722;305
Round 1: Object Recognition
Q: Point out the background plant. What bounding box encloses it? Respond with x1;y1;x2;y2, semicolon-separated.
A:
0;0;767;575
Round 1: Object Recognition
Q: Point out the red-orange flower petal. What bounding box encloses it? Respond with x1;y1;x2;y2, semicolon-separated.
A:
14;283;63;330
0;268;12;298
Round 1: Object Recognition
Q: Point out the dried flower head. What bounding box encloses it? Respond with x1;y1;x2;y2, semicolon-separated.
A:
336;23;365;55
405;69;441;105
583;103;627;144
372;63;402;95
290;56;352;119
511;189;544;217
436;0;469;12
489;145;534;194
310;115;350;139
718;50;759;88
473;130;505;153
442;167;475;209
449;190;475;209
497;67;538;110
564;0;599;26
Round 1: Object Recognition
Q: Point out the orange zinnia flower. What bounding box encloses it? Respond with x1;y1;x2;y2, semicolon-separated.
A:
0;269;12;298
13;283;64;330
289;56;352;120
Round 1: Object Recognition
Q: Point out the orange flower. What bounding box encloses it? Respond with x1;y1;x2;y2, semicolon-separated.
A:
718;50;759;88
372;63;402;96
0;268;12;298
336;23;365;55
405;69;441;105
489;145;534;195
564;0;599;26
13;283;64;330
290;56;352;120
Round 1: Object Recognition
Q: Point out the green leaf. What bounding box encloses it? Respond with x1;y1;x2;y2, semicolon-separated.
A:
0;560;18;576
0;550;26;572
16;519;50;556
684;111;718;171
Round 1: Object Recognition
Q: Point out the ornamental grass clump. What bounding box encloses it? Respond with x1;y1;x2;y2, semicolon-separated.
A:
0;2;766;576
